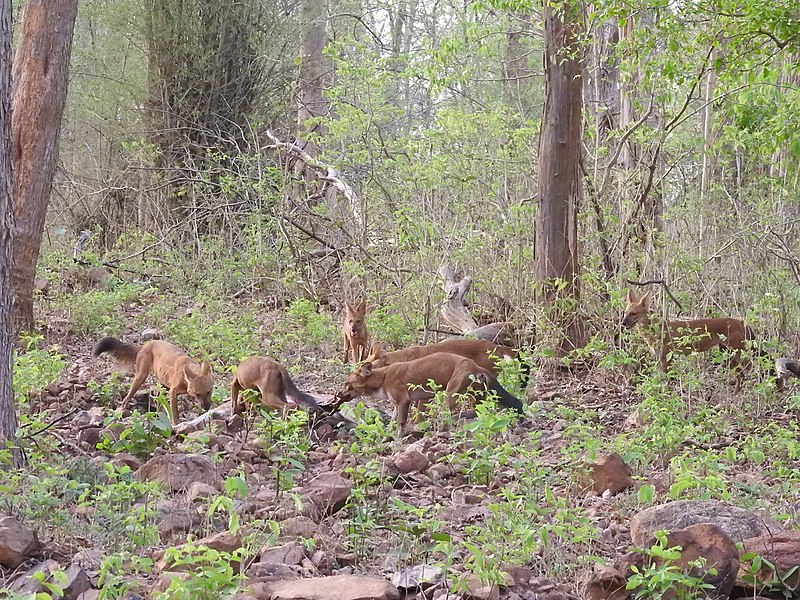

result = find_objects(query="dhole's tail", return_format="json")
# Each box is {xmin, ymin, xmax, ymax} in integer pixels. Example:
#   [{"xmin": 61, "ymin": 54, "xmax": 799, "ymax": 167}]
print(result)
[
  {"xmin": 93, "ymin": 337, "xmax": 139, "ymax": 366},
  {"xmin": 484, "ymin": 377, "xmax": 525, "ymax": 416},
  {"xmin": 281, "ymin": 371, "xmax": 319, "ymax": 409},
  {"xmin": 519, "ymin": 359, "xmax": 531, "ymax": 389}
]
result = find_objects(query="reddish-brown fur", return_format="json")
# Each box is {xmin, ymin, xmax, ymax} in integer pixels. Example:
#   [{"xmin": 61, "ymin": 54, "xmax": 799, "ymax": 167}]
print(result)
[
  {"xmin": 231, "ymin": 356, "xmax": 318, "ymax": 415},
  {"xmin": 93, "ymin": 337, "xmax": 213, "ymax": 424},
  {"xmin": 343, "ymin": 300, "xmax": 369, "ymax": 363},
  {"xmin": 621, "ymin": 289, "xmax": 755, "ymax": 372}
]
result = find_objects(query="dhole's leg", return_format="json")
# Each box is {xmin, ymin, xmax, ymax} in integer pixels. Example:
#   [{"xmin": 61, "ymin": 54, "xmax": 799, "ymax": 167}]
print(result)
[
  {"xmin": 231, "ymin": 378, "xmax": 242, "ymax": 415},
  {"xmin": 121, "ymin": 364, "xmax": 149, "ymax": 410},
  {"xmin": 343, "ymin": 334, "xmax": 352, "ymax": 363},
  {"xmin": 169, "ymin": 388, "xmax": 181, "ymax": 424},
  {"xmin": 395, "ymin": 397, "xmax": 412, "ymax": 433}
]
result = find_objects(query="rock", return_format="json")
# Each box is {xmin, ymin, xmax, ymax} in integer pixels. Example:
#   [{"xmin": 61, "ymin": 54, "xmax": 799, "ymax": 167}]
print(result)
[
  {"xmin": 73, "ymin": 548, "xmax": 104, "ymax": 570},
  {"xmin": 77, "ymin": 590, "xmax": 101, "ymax": 600},
  {"xmin": 257, "ymin": 575, "xmax": 400, "ymax": 600},
  {"xmin": 8, "ymin": 559, "xmax": 60, "ymax": 595},
  {"xmin": 739, "ymin": 530, "xmax": 800, "ymax": 589},
  {"xmin": 138, "ymin": 453, "xmax": 218, "ymax": 492},
  {"xmin": 63, "ymin": 564, "xmax": 92, "ymax": 600},
  {"xmin": 77, "ymin": 426, "xmax": 103, "ymax": 447},
  {"xmin": 111, "ymin": 452, "xmax": 144, "ymax": 471},
  {"xmin": 260, "ymin": 542, "xmax": 305, "ymax": 566},
  {"xmin": 630, "ymin": 500, "xmax": 782, "ymax": 547},
  {"xmin": 458, "ymin": 573, "xmax": 500, "ymax": 600},
  {"xmin": 427, "ymin": 463, "xmax": 454, "ymax": 482},
  {"xmin": 661, "ymin": 524, "xmax": 738, "ymax": 597},
  {"xmin": 393, "ymin": 450, "xmax": 430, "ymax": 474},
  {"xmin": 156, "ymin": 502, "xmax": 202, "ymax": 540},
  {"xmin": 246, "ymin": 561, "xmax": 300, "ymax": 582},
  {"xmin": 153, "ymin": 572, "xmax": 191, "ymax": 593},
  {"xmin": 588, "ymin": 453, "xmax": 634, "ymax": 495},
  {"xmin": 0, "ymin": 516, "xmax": 40, "ymax": 568},
  {"xmin": 391, "ymin": 564, "xmax": 442, "ymax": 590},
  {"xmin": 300, "ymin": 473, "xmax": 352, "ymax": 520},
  {"xmin": 578, "ymin": 564, "xmax": 629, "ymax": 600},
  {"xmin": 141, "ymin": 328, "xmax": 163, "ymax": 341},
  {"xmin": 279, "ymin": 516, "xmax": 319, "ymax": 540},
  {"xmin": 188, "ymin": 481, "xmax": 219, "ymax": 501},
  {"xmin": 33, "ymin": 277, "xmax": 50, "ymax": 295},
  {"xmin": 196, "ymin": 530, "xmax": 243, "ymax": 554}
]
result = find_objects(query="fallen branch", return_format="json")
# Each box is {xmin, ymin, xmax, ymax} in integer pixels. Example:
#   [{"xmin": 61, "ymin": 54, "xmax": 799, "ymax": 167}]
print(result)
[{"xmin": 437, "ymin": 266, "xmax": 512, "ymax": 344}]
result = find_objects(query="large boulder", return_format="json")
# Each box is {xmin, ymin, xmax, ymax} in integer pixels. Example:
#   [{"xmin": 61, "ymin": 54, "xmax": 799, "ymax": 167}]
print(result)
[
  {"xmin": 661, "ymin": 523, "xmax": 738, "ymax": 598},
  {"xmin": 256, "ymin": 575, "xmax": 399, "ymax": 600},
  {"xmin": 138, "ymin": 453, "xmax": 219, "ymax": 492},
  {"xmin": 630, "ymin": 500, "xmax": 781, "ymax": 546},
  {"xmin": 0, "ymin": 516, "xmax": 40, "ymax": 568},
  {"xmin": 578, "ymin": 564, "xmax": 629, "ymax": 600}
]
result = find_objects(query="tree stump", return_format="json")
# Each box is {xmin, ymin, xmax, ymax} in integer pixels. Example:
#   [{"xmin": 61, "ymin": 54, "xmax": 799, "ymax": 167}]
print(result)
[{"xmin": 437, "ymin": 266, "xmax": 512, "ymax": 345}]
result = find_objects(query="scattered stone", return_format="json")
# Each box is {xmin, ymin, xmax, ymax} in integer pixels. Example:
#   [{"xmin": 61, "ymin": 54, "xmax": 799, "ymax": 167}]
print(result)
[
  {"xmin": 391, "ymin": 564, "xmax": 442, "ymax": 590},
  {"xmin": 660, "ymin": 524, "xmax": 738, "ymax": 597},
  {"xmin": 76, "ymin": 590, "xmax": 100, "ymax": 600},
  {"xmin": 0, "ymin": 516, "xmax": 40, "ymax": 568},
  {"xmin": 111, "ymin": 452, "xmax": 144, "ymax": 471},
  {"xmin": 141, "ymin": 328, "xmax": 163, "ymax": 341},
  {"xmin": 188, "ymin": 481, "xmax": 219, "ymax": 502},
  {"xmin": 77, "ymin": 426, "xmax": 103, "ymax": 447},
  {"xmin": 458, "ymin": 573, "xmax": 500, "ymax": 600},
  {"xmin": 394, "ymin": 449, "xmax": 430, "ymax": 474},
  {"xmin": 629, "ymin": 500, "xmax": 782, "ymax": 547},
  {"xmin": 739, "ymin": 530, "xmax": 800, "ymax": 589},
  {"xmin": 588, "ymin": 453, "xmax": 634, "ymax": 495},
  {"xmin": 196, "ymin": 530, "xmax": 243, "ymax": 554},
  {"xmin": 156, "ymin": 502, "xmax": 202, "ymax": 540},
  {"xmin": 8, "ymin": 559, "xmax": 61, "ymax": 595},
  {"xmin": 256, "ymin": 575, "xmax": 400, "ymax": 600},
  {"xmin": 279, "ymin": 516, "xmax": 319, "ymax": 540},
  {"xmin": 63, "ymin": 564, "xmax": 92, "ymax": 600},
  {"xmin": 33, "ymin": 277, "xmax": 50, "ymax": 295},
  {"xmin": 246, "ymin": 561, "xmax": 300, "ymax": 582},
  {"xmin": 578, "ymin": 564, "xmax": 629, "ymax": 600},
  {"xmin": 427, "ymin": 463, "xmax": 454, "ymax": 482},
  {"xmin": 300, "ymin": 473, "xmax": 352, "ymax": 520},
  {"xmin": 260, "ymin": 542, "xmax": 305, "ymax": 566},
  {"xmin": 73, "ymin": 547, "xmax": 105, "ymax": 570},
  {"xmin": 138, "ymin": 453, "xmax": 218, "ymax": 492}
]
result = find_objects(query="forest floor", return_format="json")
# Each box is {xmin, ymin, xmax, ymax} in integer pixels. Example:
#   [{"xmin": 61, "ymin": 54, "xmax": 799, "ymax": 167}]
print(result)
[{"xmin": 2, "ymin": 273, "xmax": 800, "ymax": 600}]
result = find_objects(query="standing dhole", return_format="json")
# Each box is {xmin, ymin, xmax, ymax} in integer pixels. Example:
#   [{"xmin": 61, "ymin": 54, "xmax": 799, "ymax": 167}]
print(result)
[
  {"xmin": 231, "ymin": 356, "xmax": 319, "ymax": 415},
  {"xmin": 343, "ymin": 300, "xmax": 369, "ymax": 363},
  {"xmin": 93, "ymin": 337, "xmax": 213, "ymax": 424},
  {"xmin": 621, "ymin": 289, "xmax": 757, "ymax": 372}
]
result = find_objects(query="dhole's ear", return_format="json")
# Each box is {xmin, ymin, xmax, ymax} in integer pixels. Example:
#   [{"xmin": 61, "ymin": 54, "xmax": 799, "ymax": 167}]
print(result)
[
  {"xmin": 184, "ymin": 364, "xmax": 199, "ymax": 381},
  {"xmin": 640, "ymin": 290, "xmax": 652, "ymax": 308},
  {"xmin": 200, "ymin": 360, "xmax": 211, "ymax": 375},
  {"xmin": 361, "ymin": 362, "xmax": 373, "ymax": 376},
  {"xmin": 357, "ymin": 300, "xmax": 366, "ymax": 314},
  {"xmin": 626, "ymin": 289, "xmax": 637, "ymax": 304},
  {"xmin": 345, "ymin": 301, "xmax": 354, "ymax": 314}
]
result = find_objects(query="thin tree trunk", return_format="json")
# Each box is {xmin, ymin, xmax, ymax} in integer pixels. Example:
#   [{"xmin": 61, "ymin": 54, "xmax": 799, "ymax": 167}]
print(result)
[
  {"xmin": 0, "ymin": 0, "xmax": 20, "ymax": 467},
  {"xmin": 10, "ymin": 0, "xmax": 78, "ymax": 335},
  {"xmin": 535, "ymin": 0, "xmax": 585, "ymax": 355}
]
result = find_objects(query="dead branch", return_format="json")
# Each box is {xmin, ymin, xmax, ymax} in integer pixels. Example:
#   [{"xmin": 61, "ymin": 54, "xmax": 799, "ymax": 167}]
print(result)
[
  {"xmin": 626, "ymin": 278, "xmax": 683, "ymax": 312},
  {"xmin": 438, "ymin": 266, "xmax": 512, "ymax": 344}
]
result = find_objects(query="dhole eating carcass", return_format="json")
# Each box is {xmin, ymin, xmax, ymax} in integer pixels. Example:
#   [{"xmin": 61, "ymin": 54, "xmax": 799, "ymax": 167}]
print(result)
[
  {"xmin": 621, "ymin": 289, "xmax": 759, "ymax": 374},
  {"xmin": 339, "ymin": 352, "xmax": 524, "ymax": 433},
  {"xmin": 366, "ymin": 338, "xmax": 529, "ymax": 387},
  {"xmin": 343, "ymin": 300, "xmax": 369, "ymax": 363},
  {"xmin": 231, "ymin": 356, "xmax": 319, "ymax": 415},
  {"xmin": 93, "ymin": 337, "xmax": 213, "ymax": 424}
]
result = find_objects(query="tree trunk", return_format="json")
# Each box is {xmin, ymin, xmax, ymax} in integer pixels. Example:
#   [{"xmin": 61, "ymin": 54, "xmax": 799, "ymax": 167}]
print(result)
[
  {"xmin": 297, "ymin": 0, "xmax": 329, "ymax": 157},
  {"xmin": 0, "ymin": 0, "xmax": 20, "ymax": 467},
  {"xmin": 10, "ymin": 0, "xmax": 78, "ymax": 335},
  {"xmin": 535, "ymin": 0, "xmax": 585, "ymax": 355}
]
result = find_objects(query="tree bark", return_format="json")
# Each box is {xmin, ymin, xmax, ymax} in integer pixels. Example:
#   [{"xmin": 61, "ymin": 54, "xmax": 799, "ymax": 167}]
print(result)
[
  {"xmin": 297, "ymin": 0, "xmax": 329, "ymax": 157},
  {"xmin": 10, "ymin": 0, "xmax": 78, "ymax": 335},
  {"xmin": 535, "ymin": 0, "xmax": 585, "ymax": 355},
  {"xmin": 0, "ymin": 0, "xmax": 20, "ymax": 466}
]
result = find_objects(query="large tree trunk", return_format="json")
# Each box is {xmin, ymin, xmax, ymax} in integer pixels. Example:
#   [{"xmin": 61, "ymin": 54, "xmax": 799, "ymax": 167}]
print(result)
[
  {"xmin": 10, "ymin": 0, "xmax": 78, "ymax": 335},
  {"xmin": 535, "ymin": 0, "xmax": 585, "ymax": 355},
  {"xmin": 0, "ymin": 0, "xmax": 20, "ymax": 466},
  {"xmin": 297, "ymin": 0, "xmax": 329, "ymax": 158}
]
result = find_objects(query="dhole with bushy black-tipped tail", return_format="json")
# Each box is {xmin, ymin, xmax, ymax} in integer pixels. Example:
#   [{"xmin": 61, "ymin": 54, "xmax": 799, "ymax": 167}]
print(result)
[
  {"xmin": 231, "ymin": 356, "xmax": 318, "ymax": 415},
  {"xmin": 93, "ymin": 337, "xmax": 213, "ymax": 424}
]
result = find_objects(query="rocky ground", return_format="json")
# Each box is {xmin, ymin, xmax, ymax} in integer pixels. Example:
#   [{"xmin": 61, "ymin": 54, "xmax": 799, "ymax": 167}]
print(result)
[{"xmin": 2, "ymin": 299, "xmax": 800, "ymax": 599}]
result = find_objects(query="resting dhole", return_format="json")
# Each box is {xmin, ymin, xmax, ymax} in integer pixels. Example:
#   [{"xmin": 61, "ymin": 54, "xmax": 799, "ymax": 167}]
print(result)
[
  {"xmin": 343, "ymin": 300, "xmax": 369, "ymax": 363},
  {"xmin": 231, "ymin": 356, "xmax": 319, "ymax": 415},
  {"xmin": 339, "ymin": 352, "xmax": 524, "ymax": 433},
  {"xmin": 93, "ymin": 337, "xmax": 213, "ymax": 424},
  {"xmin": 621, "ymin": 290, "xmax": 757, "ymax": 373},
  {"xmin": 366, "ymin": 338, "xmax": 529, "ymax": 387}
]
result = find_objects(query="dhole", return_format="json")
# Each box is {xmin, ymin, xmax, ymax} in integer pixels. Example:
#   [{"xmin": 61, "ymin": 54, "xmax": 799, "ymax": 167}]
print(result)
[
  {"xmin": 343, "ymin": 300, "xmax": 369, "ymax": 363},
  {"xmin": 93, "ymin": 337, "xmax": 213, "ymax": 424},
  {"xmin": 339, "ymin": 352, "xmax": 524, "ymax": 432},
  {"xmin": 366, "ymin": 338, "xmax": 529, "ymax": 387},
  {"xmin": 231, "ymin": 356, "xmax": 319, "ymax": 415},
  {"xmin": 621, "ymin": 290, "xmax": 757, "ymax": 372}
]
